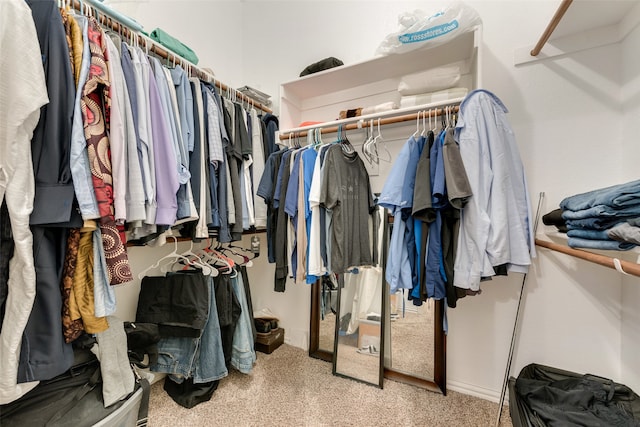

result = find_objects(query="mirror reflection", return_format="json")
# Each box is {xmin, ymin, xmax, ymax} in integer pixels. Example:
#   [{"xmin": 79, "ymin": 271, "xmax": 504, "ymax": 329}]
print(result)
[
  {"xmin": 333, "ymin": 268, "xmax": 384, "ymax": 387},
  {"xmin": 386, "ymin": 290, "xmax": 435, "ymax": 380},
  {"xmin": 318, "ymin": 275, "xmax": 338, "ymax": 353}
]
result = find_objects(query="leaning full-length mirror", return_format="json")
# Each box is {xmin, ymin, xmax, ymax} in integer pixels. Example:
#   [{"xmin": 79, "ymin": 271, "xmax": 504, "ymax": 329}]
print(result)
[
  {"xmin": 309, "ymin": 275, "xmax": 338, "ymax": 362},
  {"xmin": 386, "ymin": 291, "xmax": 435, "ymax": 379},
  {"xmin": 333, "ymin": 268, "xmax": 385, "ymax": 387},
  {"xmin": 309, "ymin": 209, "xmax": 446, "ymax": 392}
]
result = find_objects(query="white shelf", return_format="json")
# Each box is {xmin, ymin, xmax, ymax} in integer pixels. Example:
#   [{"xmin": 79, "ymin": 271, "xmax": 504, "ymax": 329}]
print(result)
[
  {"xmin": 278, "ymin": 97, "xmax": 466, "ymax": 137},
  {"xmin": 515, "ymin": 0, "xmax": 640, "ymax": 65},
  {"xmin": 279, "ymin": 28, "xmax": 481, "ymax": 129}
]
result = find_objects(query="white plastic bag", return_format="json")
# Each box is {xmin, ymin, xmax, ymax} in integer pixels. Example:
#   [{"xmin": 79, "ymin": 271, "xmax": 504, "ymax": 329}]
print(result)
[{"xmin": 376, "ymin": 2, "xmax": 482, "ymax": 56}]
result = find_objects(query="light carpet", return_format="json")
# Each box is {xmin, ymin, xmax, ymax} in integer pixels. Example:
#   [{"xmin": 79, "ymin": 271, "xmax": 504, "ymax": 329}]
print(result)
[{"xmin": 148, "ymin": 344, "xmax": 513, "ymax": 426}]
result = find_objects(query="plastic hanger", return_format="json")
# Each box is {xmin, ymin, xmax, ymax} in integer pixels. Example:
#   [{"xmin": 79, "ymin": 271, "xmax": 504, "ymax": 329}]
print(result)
[
  {"xmin": 162, "ymin": 240, "xmax": 219, "ymax": 277},
  {"xmin": 137, "ymin": 236, "xmax": 213, "ymax": 279},
  {"xmin": 199, "ymin": 238, "xmax": 234, "ymax": 273},
  {"xmin": 412, "ymin": 111, "xmax": 421, "ymax": 138},
  {"xmin": 157, "ymin": 237, "xmax": 214, "ymax": 276},
  {"xmin": 307, "ymin": 129, "xmax": 314, "ymax": 148},
  {"xmin": 314, "ymin": 128, "xmax": 323, "ymax": 148},
  {"xmin": 219, "ymin": 245, "xmax": 254, "ymax": 268},
  {"xmin": 362, "ymin": 119, "xmax": 375, "ymax": 164}
]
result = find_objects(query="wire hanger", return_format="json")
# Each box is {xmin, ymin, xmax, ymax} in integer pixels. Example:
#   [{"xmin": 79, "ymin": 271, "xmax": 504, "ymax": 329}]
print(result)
[
  {"xmin": 375, "ymin": 117, "xmax": 391, "ymax": 163},
  {"xmin": 338, "ymin": 125, "xmax": 355, "ymax": 155}
]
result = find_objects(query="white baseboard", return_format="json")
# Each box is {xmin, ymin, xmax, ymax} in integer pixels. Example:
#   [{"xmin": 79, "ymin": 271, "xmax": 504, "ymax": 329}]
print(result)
[{"xmin": 446, "ymin": 380, "xmax": 508, "ymax": 405}]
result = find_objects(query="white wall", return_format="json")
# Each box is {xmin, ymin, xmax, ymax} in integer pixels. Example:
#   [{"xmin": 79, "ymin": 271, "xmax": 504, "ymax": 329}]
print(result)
[
  {"xmin": 110, "ymin": 0, "xmax": 639, "ymax": 400},
  {"xmin": 240, "ymin": 0, "xmax": 630, "ymax": 400},
  {"xmin": 107, "ymin": 0, "xmax": 245, "ymax": 89},
  {"xmin": 621, "ymin": 21, "xmax": 640, "ymax": 394}
]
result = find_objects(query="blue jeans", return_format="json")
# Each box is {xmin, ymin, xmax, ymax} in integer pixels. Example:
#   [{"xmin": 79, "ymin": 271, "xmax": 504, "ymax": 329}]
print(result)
[
  {"xmin": 153, "ymin": 274, "xmax": 228, "ymax": 383},
  {"xmin": 566, "ymin": 229, "xmax": 610, "ymax": 240},
  {"xmin": 560, "ymin": 180, "xmax": 640, "ymax": 211},
  {"xmin": 568, "ymin": 237, "xmax": 636, "ymax": 251},
  {"xmin": 566, "ymin": 217, "xmax": 627, "ymax": 231},
  {"xmin": 230, "ymin": 272, "xmax": 256, "ymax": 374},
  {"xmin": 562, "ymin": 204, "xmax": 640, "ymax": 220}
]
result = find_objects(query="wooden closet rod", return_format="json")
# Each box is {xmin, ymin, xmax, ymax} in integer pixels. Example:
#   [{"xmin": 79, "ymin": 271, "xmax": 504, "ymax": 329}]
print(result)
[
  {"xmin": 279, "ymin": 106, "xmax": 460, "ymax": 140},
  {"xmin": 69, "ymin": 0, "xmax": 273, "ymax": 114},
  {"xmin": 535, "ymin": 238, "xmax": 640, "ymax": 277},
  {"xmin": 530, "ymin": 0, "xmax": 574, "ymax": 56}
]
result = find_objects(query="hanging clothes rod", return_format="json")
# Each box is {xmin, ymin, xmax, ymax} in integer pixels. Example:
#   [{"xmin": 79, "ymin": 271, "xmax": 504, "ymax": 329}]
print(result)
[
  {"xmin": 530, "ymin": 0, "xmax": 574, "ymax": 56},
  {"xmin": 535, "ymin": 238, "xmax": 640, "ymax": 277},
  {"xmin": 68, "ymin": 0, "xmax": 273, "ymax": 114},
  {"xmin": 278, "ymin": 105, "xmax": 460, "ymax": 140}
]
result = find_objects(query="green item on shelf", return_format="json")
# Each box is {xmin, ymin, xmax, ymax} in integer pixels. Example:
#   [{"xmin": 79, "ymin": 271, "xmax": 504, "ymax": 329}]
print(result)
[{"xmin": 150, "ymin": 28, "xmax": 199, "ymax": 65}]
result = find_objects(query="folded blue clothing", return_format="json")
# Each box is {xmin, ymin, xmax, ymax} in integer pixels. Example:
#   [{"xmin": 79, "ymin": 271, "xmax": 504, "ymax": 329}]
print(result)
[
  {"xmin": 560, "ymin": 179, "xmax": 640, "ymax": 211},
  {"xmin": 562, "ymin": 203, "xmax": 640, "ymax": 220},
  {"xmin": 566, "ymin": 229, "xmax": 610, "ymax": 240},
  {"xmin": 566, "ymin": 216, "xmax": 628, "ymax": 231},
  {"xmin": 568, "ymin": 237, "xmax": 636, "ymax": 251}
]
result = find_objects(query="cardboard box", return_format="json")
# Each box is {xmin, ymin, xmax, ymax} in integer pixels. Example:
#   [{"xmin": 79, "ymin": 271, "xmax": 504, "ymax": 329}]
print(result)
[
  {"xmin": 358, "ymin": 319, "xmax": 380, "ymax": 349},
  {"xmin": 255, "ymin": 327, "xmax": 284, "ymax": 354}
]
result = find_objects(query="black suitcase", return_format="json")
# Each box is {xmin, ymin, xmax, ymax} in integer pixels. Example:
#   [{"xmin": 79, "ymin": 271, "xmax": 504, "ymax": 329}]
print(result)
[
  {"xmin": 509, "ymin": 363, "xmax": 640, "ymax": 427},
  {"xmin": 1, "ymin": 350, "xmax": 148, "ymax": 427}
]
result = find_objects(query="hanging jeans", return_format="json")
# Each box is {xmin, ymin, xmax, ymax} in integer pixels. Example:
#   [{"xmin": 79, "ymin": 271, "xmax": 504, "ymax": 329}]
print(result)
[
  {"xmin": 136, "ymin": 271, "xmax": 209, "ymax": 337},
  {"xmin": 214, "ymin": 272, "xmax": 241, "ymax": 368},
  {"xmin": 152, "ymin": 273, "xmax": 228, "ymax": 383},
  {"xmin": 230, "ymin": 271, "xmax": 256, "ymax": 374}
]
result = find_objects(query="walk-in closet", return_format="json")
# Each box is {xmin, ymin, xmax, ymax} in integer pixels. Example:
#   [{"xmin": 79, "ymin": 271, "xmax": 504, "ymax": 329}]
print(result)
[{"xmin": 2, "ymin": 0, "xmax": 640, "ymax": 426}]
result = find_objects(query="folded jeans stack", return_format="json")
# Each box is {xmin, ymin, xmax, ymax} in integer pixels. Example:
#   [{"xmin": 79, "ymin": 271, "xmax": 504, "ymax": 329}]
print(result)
[{"xmin": 559, "ymin": 180, "xmax": 640, "ymax": 250}]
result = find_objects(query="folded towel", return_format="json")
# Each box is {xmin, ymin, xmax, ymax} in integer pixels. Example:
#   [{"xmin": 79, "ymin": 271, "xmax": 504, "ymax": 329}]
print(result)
[
  {"xmin": 398, "ymin": 61, "xmax": 467, "ymax": 95},
  {"xmin": 400, "ymin": 88, "xmax": 468, "ymax": 108},
  {"xmin": 361, "ymin": 101, "xmax": 398, "ymax": 115},
  {"xmin": 338, "ymin": 102, "xmax": 398, "ymax": 119}
]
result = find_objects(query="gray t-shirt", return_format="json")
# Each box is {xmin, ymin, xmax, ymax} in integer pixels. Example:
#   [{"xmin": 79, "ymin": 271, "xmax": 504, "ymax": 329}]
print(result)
[{"xmin": 319, "ymin": 144, "xmax": 374, "ymax": 273}]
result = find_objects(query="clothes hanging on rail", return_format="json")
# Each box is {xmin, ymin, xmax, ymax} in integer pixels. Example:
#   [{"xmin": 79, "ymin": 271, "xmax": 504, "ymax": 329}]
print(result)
[
  {"xmin": 0, "ymin": 0, "xmax": 49, "ymax": 405},
  {"xmin": 379, "ymin": 106, "xmax": 474, "ymax": 309},
  {"xmin": 0, "ymin": 0, "xmax": 275, "ymax": 405},
  {"xmin": 454, "ymin": 90, "xmax": 535, "ymax": 291},
  {"xmin": 257, "ymin": 133, "xmax": 378, "ymax": 290},
  {"xmin": 136, "ymin": 263, "xmax": 255, "ymax": 408},
  {"xmin": 17, "ymin": 0, "xmax": 81, "ymax": 390},
  {"xmin": 319, "ymin": 144, "xmax": 376, "ymax": 274}
]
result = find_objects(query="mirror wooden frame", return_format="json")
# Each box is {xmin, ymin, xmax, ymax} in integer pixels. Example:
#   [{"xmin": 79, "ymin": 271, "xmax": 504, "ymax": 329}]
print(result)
[
  {"xmin": 331, "ymin": 272, "xmax": 385, "ymax": 388},
  {"xmin": 308, "ymin": 219, "xmax": 447, "ymax": 394},
  {"xmin": 309, "ymin": 279, "xmax": 333, "ymax": 363}
]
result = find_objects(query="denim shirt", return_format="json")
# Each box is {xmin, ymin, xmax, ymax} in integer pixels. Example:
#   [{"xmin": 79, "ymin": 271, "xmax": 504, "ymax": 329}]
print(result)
[
  {"xmin": 69, "ymin": 15, "xmax": 100, "ymax": 220},
  {"xmin": 379, "ymin": 135, "xmax": 425, "ymax": 294},
  {"xmin": 454, "ymin": 89, "xmax": 535, "ymax": 290}
]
